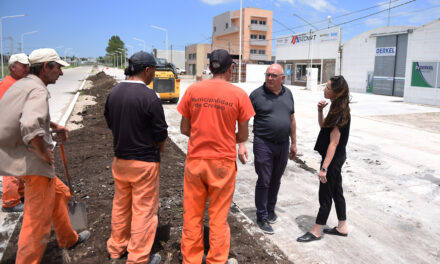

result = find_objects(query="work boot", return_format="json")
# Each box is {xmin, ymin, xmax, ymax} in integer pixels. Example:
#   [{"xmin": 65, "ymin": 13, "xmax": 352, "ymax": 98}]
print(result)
[
  {"xmin": 227, "ymin": 257, "xmax": 238, "ymax": 264},
  {"xmin": 1, "ymin": 203, "xmax": 24, "ymax": 213},
  {"xmin": 148, "ymin": 254, "xmax": 161, "ymax": 264},
  {"xmin": 69, "ymin": 230, "xmax": 91, "ymax": 249},
  {"xmin": 268, "ymin": 211, "xmax": 278, "ymax": 224},
  {"xmin": 257, "ymin": 219, "xmax": 274, "ymax": 234}
]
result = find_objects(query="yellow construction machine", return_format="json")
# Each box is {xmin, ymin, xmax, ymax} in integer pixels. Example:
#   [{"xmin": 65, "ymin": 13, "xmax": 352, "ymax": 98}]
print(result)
[{"xmin": 148, "ymin": 58, "xmax": 180, "ymax": 103}]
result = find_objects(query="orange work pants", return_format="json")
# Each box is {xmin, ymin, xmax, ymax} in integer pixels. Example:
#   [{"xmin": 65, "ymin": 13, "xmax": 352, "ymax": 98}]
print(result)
[
  {"xmin": 181, "ymin": 158, "xmax": 237, "ymax": 264},
  {"xmin": 107, "ymin": 158, "xmax": 160, "ymax": 264},
  {"xmin": 16, "ymin": 175, "xmax": 79, "ymax": 264},
  {"xmin": 2, "ymin": 176, "xmax": 25, "ymax": 208}
]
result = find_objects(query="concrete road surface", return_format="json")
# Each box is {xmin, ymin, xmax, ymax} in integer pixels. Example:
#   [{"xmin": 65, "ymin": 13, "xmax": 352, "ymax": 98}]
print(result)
[{"xmin": 164, "ymin": 78, "xmax": 440, "ymax": 264}]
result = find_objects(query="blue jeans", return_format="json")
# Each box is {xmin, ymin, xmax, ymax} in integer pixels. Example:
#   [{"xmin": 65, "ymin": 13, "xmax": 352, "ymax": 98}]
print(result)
[{"xmin": 253, "ymin": 136, "xmax": 289, "ymax": 221}]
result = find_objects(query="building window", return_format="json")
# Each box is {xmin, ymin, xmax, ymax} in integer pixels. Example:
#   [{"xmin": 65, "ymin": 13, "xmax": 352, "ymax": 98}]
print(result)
[
  {"xmin": 258, "ymin": 50, "xmax": 265, "ymax": 55},
  {"xmin": 251, "ymin": 34, "xmax": 257, "ymax": 39},
  {"xmin": 295, "ymin": 64, "xmax": 307, "ymax": 82},
  {"xmin": 207, "ymin": 53, "xmax": 210, "ymax": 59},
  {"xmin": 259, "ymin": 20, "xmax": 266, "ymax": 25},
  {"xmin": 189, "ymin": 53, "xmax": 196, "ymax": 60},
  {"xmin": 214, "ymin": 26, "xmax": 216, "ymax": 32},
  {"xmin": 251, "ymin": 19, "xmax": 258, "ymax": 24},
  {"xmin": 250, "ymin": 49, "xmax": 257, "ymax": 54},
  {"xmin": 259, "ymin": 35, "xmax": 266, "ymax": 40},
  {"xmin": 226, "ymin": 23, "xmax": 229, "ymax": 29},
  {"xmin": 193, "ymin": 53, "xmax": 197, "ymax": 59}
]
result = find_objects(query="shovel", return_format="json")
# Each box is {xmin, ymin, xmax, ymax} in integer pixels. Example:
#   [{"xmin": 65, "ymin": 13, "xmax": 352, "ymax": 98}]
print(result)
[{"xmin": 55, "ymin": 133, "xmax": 88, "ymax": 231}]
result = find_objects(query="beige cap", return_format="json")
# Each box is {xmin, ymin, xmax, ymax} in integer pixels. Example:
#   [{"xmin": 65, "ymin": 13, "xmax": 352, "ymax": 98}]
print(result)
[
  {"xmin": 9, "ymin": 53, "xmax": 30, "ymax": 65},
  {"xmin": 29, "ymin": 48, "xmax": 70, "ymax": 67}
]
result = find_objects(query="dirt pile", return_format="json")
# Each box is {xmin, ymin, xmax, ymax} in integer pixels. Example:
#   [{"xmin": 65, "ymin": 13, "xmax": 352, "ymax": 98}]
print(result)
[{"xmin": 1, "ymin": 71, "xmax": 291, "ymax": 264}]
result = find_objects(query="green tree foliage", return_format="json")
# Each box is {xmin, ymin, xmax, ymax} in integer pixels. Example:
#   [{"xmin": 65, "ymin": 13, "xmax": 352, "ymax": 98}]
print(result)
[{"xmin": 105, "ymin": 35, "xmax": 126, "ymax": 56}]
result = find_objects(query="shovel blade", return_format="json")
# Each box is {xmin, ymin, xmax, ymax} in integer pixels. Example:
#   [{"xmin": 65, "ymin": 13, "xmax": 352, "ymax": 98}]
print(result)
[{"xmin": 68, "ymin": 201, "xmax": 87, "ymax": 230}]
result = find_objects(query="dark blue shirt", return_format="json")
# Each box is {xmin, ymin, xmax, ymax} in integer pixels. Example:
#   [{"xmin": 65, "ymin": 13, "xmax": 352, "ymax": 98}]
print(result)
[
  {"xmin": 104, "ymin": 81, "xmax": 168, "ymax": 162},
  {"xmin": 249, "ymin": 83, "xmax": 295, "ymax": 143}
]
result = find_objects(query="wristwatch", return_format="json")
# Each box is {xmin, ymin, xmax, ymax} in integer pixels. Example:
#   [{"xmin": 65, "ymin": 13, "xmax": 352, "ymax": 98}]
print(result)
[{"xmin": 320, "ymin": 167, "xmax": 327, "ymax": 173}]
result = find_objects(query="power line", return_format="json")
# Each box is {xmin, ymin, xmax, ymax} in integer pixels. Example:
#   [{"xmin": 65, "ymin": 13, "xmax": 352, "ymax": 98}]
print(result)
[
  {"xmin": 272, "ymin": 0, "xmax": 404, "ymax": 34},
  {"xmin": 177, "ymin": 0, "xmax": 417, "ymax": 50},
  {"xmin": 273, "ymin": 18, "xmax": 296, "ymax": 34}
]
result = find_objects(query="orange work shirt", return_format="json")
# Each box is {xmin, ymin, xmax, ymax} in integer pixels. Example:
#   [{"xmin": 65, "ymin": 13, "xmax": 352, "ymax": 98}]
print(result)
[
  {"xmin": 0, "ymin": 75, "xmax": 17, "ymax": 100},
  {"xmin": 177, "ymin": 79, "xmax": 255, "ymax": 161}
]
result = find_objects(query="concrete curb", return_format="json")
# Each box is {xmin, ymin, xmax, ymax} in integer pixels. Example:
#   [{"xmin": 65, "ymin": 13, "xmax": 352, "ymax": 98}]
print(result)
[{"xmin": 59, "ymin": 79, "xmax": 87, "ymax": 127}]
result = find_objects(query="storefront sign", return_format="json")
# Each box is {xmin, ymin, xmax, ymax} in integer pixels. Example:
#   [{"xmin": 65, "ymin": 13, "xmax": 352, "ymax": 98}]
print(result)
[
  {"xmin": 411, "ymin": 61, "xmax": 439, "ymax": 88},
  {"xmin": 291, "ymin": 33, "xmax": 316, "ymax": 44},
  {"xmin": 276, "ymin": 28, "xmax": 339, "ymax": 47},
  {"xmin": 375, "ymin": 47, "xmax": 396, "ymax": 56}
]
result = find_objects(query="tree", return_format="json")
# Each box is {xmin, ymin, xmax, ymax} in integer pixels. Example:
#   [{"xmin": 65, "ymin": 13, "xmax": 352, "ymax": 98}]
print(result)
[{"xmin": 105, "ymin": 35, "xmax": 126, "ymax": 56}]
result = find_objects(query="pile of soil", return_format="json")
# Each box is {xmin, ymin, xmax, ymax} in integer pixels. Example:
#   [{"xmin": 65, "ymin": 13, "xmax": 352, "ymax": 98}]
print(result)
[{"xmin": 2, "ymin": 71, "xmax": 291, "ymax": 264}]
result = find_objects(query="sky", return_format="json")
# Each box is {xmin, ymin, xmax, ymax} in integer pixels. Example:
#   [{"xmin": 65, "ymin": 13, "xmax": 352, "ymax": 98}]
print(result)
[{"xmin": 1, "ymin": 0, "xmax": 439, "ymax": 58}]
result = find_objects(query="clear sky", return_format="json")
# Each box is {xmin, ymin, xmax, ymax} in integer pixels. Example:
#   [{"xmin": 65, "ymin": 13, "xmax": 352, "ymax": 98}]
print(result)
[{"xmin": 1, "ymin": 0, "xmax": 439, "ymax": 58}]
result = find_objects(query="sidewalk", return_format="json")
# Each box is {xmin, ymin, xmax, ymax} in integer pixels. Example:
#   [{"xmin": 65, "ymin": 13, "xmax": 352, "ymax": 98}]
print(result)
[{"xmin": 164, "ymin": 79, "xmax": 440, "ymax": 263}]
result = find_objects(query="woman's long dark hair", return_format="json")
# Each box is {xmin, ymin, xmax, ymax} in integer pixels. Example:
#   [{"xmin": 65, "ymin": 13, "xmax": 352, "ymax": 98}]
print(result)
[{"xmin": 323, "ymin": 75, "xmax": 350, "ymax": 128}]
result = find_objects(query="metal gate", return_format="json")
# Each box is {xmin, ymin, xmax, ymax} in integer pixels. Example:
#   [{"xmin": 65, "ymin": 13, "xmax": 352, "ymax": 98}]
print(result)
[{"xmin": 372, "ymin": 34, "xmax": 408, "ymax": 96}]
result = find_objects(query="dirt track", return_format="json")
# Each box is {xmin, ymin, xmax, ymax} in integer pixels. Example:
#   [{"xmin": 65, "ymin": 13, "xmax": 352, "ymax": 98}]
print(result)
[{"xmin": 1, "ymin": 71, "xmax": 290, "ymax": 264}]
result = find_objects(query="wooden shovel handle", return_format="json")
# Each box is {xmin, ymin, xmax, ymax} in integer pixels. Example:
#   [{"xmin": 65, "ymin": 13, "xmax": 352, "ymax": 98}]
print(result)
[{"xmin": 59, "ymin": 142, "xmax": 74, "ymax": 196}]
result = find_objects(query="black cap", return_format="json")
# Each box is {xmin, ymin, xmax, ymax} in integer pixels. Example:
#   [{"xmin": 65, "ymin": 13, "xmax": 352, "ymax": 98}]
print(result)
[
  {"xmin": 129, "ymin": 51, "xmax": 157, "ymax": 68},
  {"xmin": 209, "ymin": 49, "xmax": 234, "ymax": 74}
]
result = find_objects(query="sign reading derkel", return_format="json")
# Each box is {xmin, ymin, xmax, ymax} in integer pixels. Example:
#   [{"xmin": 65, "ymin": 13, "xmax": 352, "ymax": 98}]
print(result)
[{"xmin": 376, "ymin": 47, "xmax": 396, "ymax": 56}]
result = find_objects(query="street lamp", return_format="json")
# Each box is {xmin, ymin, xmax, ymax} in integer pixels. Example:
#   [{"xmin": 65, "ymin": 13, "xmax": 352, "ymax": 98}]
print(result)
[
  {"xmin": 21, "ymin": 30, "xmax": 38, "ymax": 53},
  {"xmin": 292, "ymin": 14, "xmax": 318, "ymax": 71},
  {"xmin": 1, "ymin": 14, "xmax": 25, "ymax": 78},
  {"xmin": 117, "ymin": 48, "xmax": 125, "ymax": 68},
  {"xmin": 109, "ymin": 53, "xmax": 115, "ymax": 67},
  {"xmin": 114, "ymin": 51, "xmax": 121, "ymax": 68},
  {"xmin": 64, "ymin": 48, "xmax": 72, "ymax": 62},
  {"xmin": 238, "ymin": 0, "xmax": 243, "ymax": 83},
  {"xmin": 151, "ymin": 25, "xmax": 168, "ymax": 62},
  {"xmin": 126, "ymin": 45, "xmax": 133, "ymax": 57},
  {"xmin": 133, "ymin": 37, "xmax": 146, "ymax": 51}
]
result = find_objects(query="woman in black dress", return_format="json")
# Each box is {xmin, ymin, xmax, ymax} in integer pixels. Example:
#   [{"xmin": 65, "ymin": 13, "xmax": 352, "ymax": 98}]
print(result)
[{"xmin": 297, "ymin": 75, "xmax": 351, "ymax": 242}]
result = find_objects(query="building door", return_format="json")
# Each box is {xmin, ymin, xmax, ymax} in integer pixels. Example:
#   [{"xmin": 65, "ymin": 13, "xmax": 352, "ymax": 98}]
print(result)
[
  {"xmin": 285, "ymin": 64, "xmax": 292, "ymax": 85},
  {"xmin": 373, "ymin": 34, "xmax": 408, "ymax": 96}
]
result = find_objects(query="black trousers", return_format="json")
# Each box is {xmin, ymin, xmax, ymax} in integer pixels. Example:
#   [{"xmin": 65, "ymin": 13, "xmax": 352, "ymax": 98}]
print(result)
[
  {"xmin": 253, "ymin": 136, "xmax": 289, "ymax": 221},
  {"xmin": 315, "ymin": 158, "xmax": 347, "ymax": 225}
]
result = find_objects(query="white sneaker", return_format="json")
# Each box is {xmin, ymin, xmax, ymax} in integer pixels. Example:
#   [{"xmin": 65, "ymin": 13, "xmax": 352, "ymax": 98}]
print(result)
[
  {"xmin": 227, "ymin": 258, "xmax": 238, "ymax": 264},
  {"xmin": 148, "ymin": 253, "xmax": 161, "ymax": 264}
]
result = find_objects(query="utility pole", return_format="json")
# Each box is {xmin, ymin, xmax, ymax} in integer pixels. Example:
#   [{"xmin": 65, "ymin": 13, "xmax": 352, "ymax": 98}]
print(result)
[
  {"xmin": 9, "ymin": 36, "xmax": 13, "ymax": 55},
  {"xmin": 238, "ymin": 0, "xmax": 243, "ymax": 83},
  {"xmin": 387, "ymin": 0, "xmax": 391, "ymax": 26},
  {"xmin": 170, "ymin": 44, "xmax": 173, "ymax": 64}
]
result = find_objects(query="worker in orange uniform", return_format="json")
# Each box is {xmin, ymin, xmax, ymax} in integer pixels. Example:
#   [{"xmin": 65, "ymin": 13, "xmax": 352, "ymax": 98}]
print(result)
[
  {"xmin": 178, "ymin": 49, "xmax": 255, "ymax": 264},
  {"xmin": 105, "ymin": 51, "xmax": 166, "ymax": 264},
  {"xmin": 0, "ymin": 48, "xmax": 90, "ymax": 264},
  {"xmin": 0, "ymin": 53, "xmax": 30, "ymax": 212}
]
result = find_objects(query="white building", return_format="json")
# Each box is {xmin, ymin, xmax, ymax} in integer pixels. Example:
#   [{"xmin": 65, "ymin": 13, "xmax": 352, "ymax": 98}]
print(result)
[
  {"xmin": 341, "ymin": 19, "xmax": 440, "ymax": 106},
  {"xmin": 404, "ymin": 19, "xmax": 440, "ymax": 106},
  {"xmin": 275, "ymin": 28, "xmax": 341, "ymax": 86},
  {"xmin": 341, "ymin": 25, "xmax": 415, "ymax": 95}
]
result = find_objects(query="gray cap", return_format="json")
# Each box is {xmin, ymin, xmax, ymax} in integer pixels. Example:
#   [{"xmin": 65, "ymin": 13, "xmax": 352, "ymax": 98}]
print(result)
[
  {"xmin": 209, "ymin": 49, "xmax": 234, "ymax": 73},
  {"xmin": 129, "ymin": 51, "xmax": 157, "ymax": 68}
]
